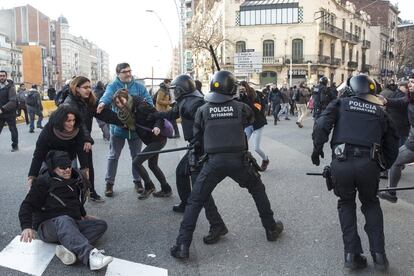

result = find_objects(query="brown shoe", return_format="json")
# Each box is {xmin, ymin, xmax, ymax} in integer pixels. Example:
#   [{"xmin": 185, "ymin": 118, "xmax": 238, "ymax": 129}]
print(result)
[
  {"xmin": 261, "ymin": 159, "xmax": 270, "ymax": 171},
  {"xmin": 105, "ymin": 183, "xmax": 114, "ymax": 197}
]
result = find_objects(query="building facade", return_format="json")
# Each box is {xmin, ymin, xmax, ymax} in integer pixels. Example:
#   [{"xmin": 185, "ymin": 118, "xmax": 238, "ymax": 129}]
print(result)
[
  {"xmin": 0, "ymin": 33, "xmax": 23, "ymax": 84},
  {"xmin": 350, "ymin": 0, "xmax": 399, "ymax": 83},
  {"xmin": 190, "ymin": 0, "xmax": 373, "ymax": 87}
]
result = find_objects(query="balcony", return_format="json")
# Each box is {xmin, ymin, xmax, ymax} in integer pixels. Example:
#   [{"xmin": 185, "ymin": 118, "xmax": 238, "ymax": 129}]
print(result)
[
  {"xmin": 345, "ymin": 32, "xmax": 359, "ymax": 44},
  {"xmin": 263, "ymin": 56, "xmax": 284, "ymax": 65},
  {"xmin": 319, "ymin": 22, "xmax": 343, "ymax": 39},
  {"xmin": 362, "ymin": 40, "xmax": 371, "ymax": 49},
  {"xmin": 347, "ymin": 61, "xmax": 358, "ymax": 69},
  {"xmin": 361, "ymin": 64, "xmax": 371, "ymax": 72}
]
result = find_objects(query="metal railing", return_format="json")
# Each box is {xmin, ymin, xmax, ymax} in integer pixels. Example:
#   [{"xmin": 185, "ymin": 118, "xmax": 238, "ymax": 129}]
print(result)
[
  {"xmin": 347, "ymin": 61, "xmax": 358, "ymax": 69},
  {"xmin": 362, "ymin": 40, "xmax": 371, "ymax": 48},
  {"xmin": 319, "ymin": 22, "xmax": 343, "ymax": 38}
]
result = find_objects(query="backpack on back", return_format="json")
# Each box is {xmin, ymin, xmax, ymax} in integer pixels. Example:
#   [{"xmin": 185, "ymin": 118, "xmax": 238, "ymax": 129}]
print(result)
[{"xmin": 26, "ymin": 92, "xmax": 37, "ymax": 106}]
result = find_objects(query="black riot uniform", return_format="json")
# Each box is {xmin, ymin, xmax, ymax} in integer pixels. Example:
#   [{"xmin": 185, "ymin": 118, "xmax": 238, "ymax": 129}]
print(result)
[
  {"xmin": 313, "ymin": 76, "xmax": 335, "ymax": 119},
  {"xmin": 171, "ymin": 71, "xmax": 283, "ymax": 259},
  {"xmin": 154, "ymin": 74, "xmax": 227, "ymax": 244},
  {"xmin": 312, "ymin": 75, "xmax": 399, "ymax": 271}
]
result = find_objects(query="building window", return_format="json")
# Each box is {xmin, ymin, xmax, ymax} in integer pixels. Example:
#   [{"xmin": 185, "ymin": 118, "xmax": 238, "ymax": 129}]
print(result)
[
  {"xmin": 263, "ymin": 40, "xmax": 274, "ymax": 57},
  {"xmin": 292, "ymin": 39, "xmax": 303, "ymax": 63},
  {"xmin": 236, "ymin": 41, "xmax": 246, "ymax": 53},
  {"xmin": 330, "ymin": 42, "xmax": 335, "ymax": 59},
  {"xmin": 349, "ymin": 47, "xmax": 353, "ymax": 62},
  {"xmin": 319, "ymin": 39, "xmax": 323, "ymax": 56},
  {"xmin": 240, "ymin": 7, "xmax": 299, "ymax": 26},
  {"xmin": 341, "ymin": 45, "xmax": 345, "ymax": 64}
]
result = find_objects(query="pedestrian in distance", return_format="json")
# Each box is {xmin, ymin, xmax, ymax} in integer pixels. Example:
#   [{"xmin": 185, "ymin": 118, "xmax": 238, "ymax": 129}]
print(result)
[
  {"xmin": 26, "ymin": 84, "xmax": 44, "ymax": 133},
  {"xmin": 47, "ymin": 85, "xmax": 56, "ymax": 101},
  {"xmin": 295, "ymin": 82, "xmax": 312, "ymax": 128},
  {"xmin": 0, "ymin": 70, "xmax": 19, "ymax": 152},
  {"xmin": 149, "ymin": 74, "xmax": 228, "ymax": 245},
  {"xmin": 268, "ymin": 84, "xmax": 282, "ymax": 125},
  {"xmin": 312, "ymin": 76, "xmax": 335, "ymax": 120},
  {"xmin": 19, "ymin": 150, "xmax": 113, "ymax": 271},
  {"xmin": 27, "ymin": 105, "xmax": 90, "ymax": 188},
  {"xmin": 96, "ymin": 63, "xmax": 153, "ymax": 197},
  {"xmin": 170, "ymin": 71, "xmax": 283, "ymax": 259},
  {"xmin": 239, "ymin": 81, "xmax": 270, "ymax": 171},
  {"xmin": 154, "ymin": 79, "xmax": 180, "ymax": 138},
  {"xmin": 16, "ymin": 83, "xmax": 29, "ymax": 125},
  {"xmin": 63, "ymin": 76, "xmax": 123, "ymax": 202},
  {"xmin": 112, "ymin": 89, "xmax": 173, "ymax": 199},
  {"xmin": 311, "ymin": 74, "xmax": 399, "ymax": 271}
]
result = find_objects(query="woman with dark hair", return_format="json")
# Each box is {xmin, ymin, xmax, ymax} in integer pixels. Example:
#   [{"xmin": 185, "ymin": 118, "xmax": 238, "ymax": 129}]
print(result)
[
  {"xmin": 27, "ymin": 105, "xmax": 88, "ymax": 187},
  {"xmin": 112, "ymin": 89, "xmax": 172, "ymax": 200},
  {"xmin": 63, "ymin": 76, "xmax": 122, "ymax": 202},
  {"xmin": 239, "ymin": 81, "xmax": 270, "ymax": 171}
]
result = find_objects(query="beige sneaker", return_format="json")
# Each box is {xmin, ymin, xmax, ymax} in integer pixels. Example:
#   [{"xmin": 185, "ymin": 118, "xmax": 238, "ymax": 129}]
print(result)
[
  {"xmin": 89, "ymin": 248, "xmax": 113, "ymax": 270},
  {"xmin": 55, "ymin": 245, "xmax": 76, "ymax": 265}
]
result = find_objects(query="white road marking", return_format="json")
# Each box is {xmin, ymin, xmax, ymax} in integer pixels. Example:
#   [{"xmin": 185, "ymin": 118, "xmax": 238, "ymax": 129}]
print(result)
[
  {"xmin": 0, "ymin": 235, "xmax": 55, "ymax": 276},
  {"xmin": 105, "ymin": 258, "xmax": 168, "ymax": 276}
]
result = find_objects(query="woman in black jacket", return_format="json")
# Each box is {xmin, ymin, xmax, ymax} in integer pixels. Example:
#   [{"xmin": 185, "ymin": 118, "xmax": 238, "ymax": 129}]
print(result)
[
  {"xmin": 28, "ymin": 105, "xmax": 88, "ymax": 187},
  {"xmin": 112, "ymin": 89, "xmax": 172, "ymax": 200},
  {"xmin": 239, "ymin": 81, "xmax": 270, "ymax": 171},
  {"xmin": 63, "ymin": 76, "xmax": 122, "ymax": 202}
]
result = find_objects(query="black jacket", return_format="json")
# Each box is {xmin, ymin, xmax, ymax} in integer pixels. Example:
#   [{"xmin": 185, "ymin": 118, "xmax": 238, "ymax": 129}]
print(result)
[
  {"xmin": 240, "ymin": 93, "xmax": 266, "ymax": 130},
  {"xmin": 268, "ymin": 88, "xmax": 282, "ymax": 105},
  {"xmin": 132, "ymin": 96, "xmax": 166, "ymax": 145},
  {"xmin": 387, "ymin": 97, "xmax": 414, "ymax": 151},
  {"xmin": 63, "ymin": 93, "xmax": 122, "ymax": 143},
  {"xmin": 19, "ymin": 169, "xmax": 87, "ymax": 231},
  {"xmin": 0, "ymin": 79, "xmax": 17, "ymax": 118},
  {"xmin": 385, "ymin": 90, "xmax": 410, "ymax": 138},
  {"xmin": 28, "ymin": 123, "xmax": 88, "ymax": 177}
]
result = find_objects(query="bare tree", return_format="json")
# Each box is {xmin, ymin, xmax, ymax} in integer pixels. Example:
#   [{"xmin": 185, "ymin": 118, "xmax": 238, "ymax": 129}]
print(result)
[{"xmin": 396, "ymin": 27, "xmax": 414, "ymax": 77}]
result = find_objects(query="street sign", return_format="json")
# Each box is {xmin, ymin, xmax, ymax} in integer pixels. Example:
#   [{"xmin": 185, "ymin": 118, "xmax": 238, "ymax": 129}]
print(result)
[{"xmin": 234, "ymin": 51, "xmax": 262, "ymax": 75}]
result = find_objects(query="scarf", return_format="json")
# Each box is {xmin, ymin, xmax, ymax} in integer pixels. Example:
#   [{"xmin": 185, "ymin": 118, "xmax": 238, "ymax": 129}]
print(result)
[
  {"xmin": 117, "ymin": 95, "xmax": 136, "ymax": 130},
  {"xmin": 53, "ymin": 127, "xmax": 80, "ymax": 140}
]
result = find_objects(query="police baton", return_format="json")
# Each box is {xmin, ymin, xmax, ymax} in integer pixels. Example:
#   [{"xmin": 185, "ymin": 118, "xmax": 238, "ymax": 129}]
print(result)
[
  {"xmin": 378, "ymin": 186, "xmax": 414, "ymax": 192},
  {"xmin": 135, "ymin": 146, "xmax": 192, "ymax": 157}
]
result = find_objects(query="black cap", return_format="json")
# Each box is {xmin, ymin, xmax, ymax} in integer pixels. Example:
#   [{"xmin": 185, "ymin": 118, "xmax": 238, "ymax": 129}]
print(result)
[{"xmin": 46, "ymin": 150, "xmax": 72, "ymax": 170}]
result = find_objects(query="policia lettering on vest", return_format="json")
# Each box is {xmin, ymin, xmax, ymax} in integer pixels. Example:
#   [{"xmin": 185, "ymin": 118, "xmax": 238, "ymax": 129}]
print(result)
[
  {"xmin": 311, "ymin": 75, "xmax": 399, "ymax": 272},
  {"xmin": 170, "ymin": 71, "xmax": 284, "ymax": 260}
]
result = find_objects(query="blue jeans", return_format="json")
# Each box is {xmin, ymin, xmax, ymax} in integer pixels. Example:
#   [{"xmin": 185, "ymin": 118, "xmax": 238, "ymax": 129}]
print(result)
[
  {"xmin": 28, "ymin": 108, "xmax": 43, "ymax": 130},
  {"xmin": 244, "ymin": 125, "xmax": 267, "ymax": 161},
  {"xmin": 105, "ymin": 135, "xmax": 142, "ymax": 184},
  {"xmin": 37, "ymin": 215, "xmax": 107, "ymax": 265},
  {"xmin": 388, "ymin": 145, "xmax": 414, "ymax": 194}
]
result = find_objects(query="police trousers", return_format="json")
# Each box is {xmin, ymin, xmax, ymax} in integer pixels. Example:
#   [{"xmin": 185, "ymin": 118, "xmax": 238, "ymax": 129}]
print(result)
[
  {"xmin": 176, "ymin": 152, "xmax": 276, "ymax": 246},
  {"xmin": 176, "ymin": 151, "xmax": 224, "ymax": 228},
  {"xmin": 331, "ymin": 155, "xmax": 384, "ymax": 254}
]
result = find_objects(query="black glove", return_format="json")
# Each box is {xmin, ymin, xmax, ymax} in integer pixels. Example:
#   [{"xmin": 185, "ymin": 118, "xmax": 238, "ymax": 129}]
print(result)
[{"xmin": 311, "ymin": 150, "xmax": 324, "ymax": 166}]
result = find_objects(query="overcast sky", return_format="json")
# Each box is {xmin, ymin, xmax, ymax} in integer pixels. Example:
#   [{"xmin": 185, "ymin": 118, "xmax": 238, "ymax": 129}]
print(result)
[{"xmin": 0, "ymin": 0, "xmax": 413, "ymax": 80}]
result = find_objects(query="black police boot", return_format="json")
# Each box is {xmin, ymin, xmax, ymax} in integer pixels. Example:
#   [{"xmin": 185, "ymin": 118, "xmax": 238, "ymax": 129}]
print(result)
[
  {"xmin": 344, "ymin": 253, "xmax": 367, "ymax": 270},
  {"xmin": 265, "ymin": 220, "xmax": 284, "ymax": 241},
  {"xmin": 172, "ymin": 202, "xmax": 186, "ymax": 213},
  {"xmin": 203, "ymin": 224, "xmax": 228, "ymax": 244},
  {"xmin": 372, "ymin": 252, "xmax": 389, "ymax": 271},
  {"xmin": 170, "ymin": 244, "xmax": 189, "ymax": 259},
  {"xmin": 378, "ymin": 191, "xmax": 397, "ymax": 203}
]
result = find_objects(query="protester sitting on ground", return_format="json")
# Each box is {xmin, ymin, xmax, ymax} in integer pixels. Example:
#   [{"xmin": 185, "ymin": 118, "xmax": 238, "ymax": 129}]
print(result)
[
  {"xmin": 112, "ymin": 89, "xmax": 172, "ymax": 200},
  {"xmin": 27, "ymin": 105, "xmax": 89, "ymax": 188},
  {"xmin": 19, "ymin": 150, "xmax": 113, "ymax": 271},
  {"xmin": 63, "ymin": 76, "xmax": 123, "ymax": 202},
  {"xmin": 239, "ymin": 81, "xmax": 270, "ymax": 171}
]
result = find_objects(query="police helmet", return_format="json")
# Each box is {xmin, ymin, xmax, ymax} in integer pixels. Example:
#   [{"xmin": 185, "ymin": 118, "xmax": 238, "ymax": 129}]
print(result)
[
  {"xmin": 348, "ymin": 75, "xmax": 383, "ymax": 105},
  {"xmin": 171, "ymin": 74, "xmax": 196, "ymax": 100},
  {"xmin": 319, "ymin": 76, "xmax": 328, "ymax": 86},
  {"xmin": 205, "ymin": 71, "xmax": 237, "ymax": 103}
]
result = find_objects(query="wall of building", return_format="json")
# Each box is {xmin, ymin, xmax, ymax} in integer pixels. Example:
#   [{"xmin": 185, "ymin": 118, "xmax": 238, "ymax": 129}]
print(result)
[{"xmin": 19, "ymin": 45, "xmax": 42, "ymax": 85}]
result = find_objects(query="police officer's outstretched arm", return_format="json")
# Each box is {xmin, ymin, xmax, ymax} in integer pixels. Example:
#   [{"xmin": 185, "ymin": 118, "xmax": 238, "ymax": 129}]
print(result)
[
  {"xmin": 311, "ymin": 99, "xmax": 340, "ymax": 165},
  {"xmin": 380, "ymin": 112, "xmax": 400, "ymax": 169}
]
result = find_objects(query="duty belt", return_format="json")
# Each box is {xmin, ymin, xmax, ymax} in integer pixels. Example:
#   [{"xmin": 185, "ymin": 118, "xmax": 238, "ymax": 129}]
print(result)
[{"xmin": 345, "ymin": 146, "xmax": 371, "ymax": 157}]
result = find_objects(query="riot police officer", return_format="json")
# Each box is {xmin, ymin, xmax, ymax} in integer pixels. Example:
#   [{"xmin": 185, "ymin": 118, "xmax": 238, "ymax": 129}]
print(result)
[
  {"xmin": 152, "ymin": 74, "xmax": 227, "ymax": 245},
  {"xmin": 311, "ymin": 75, "xmax": 399, "ymax": 271},
  {"xmin": 170, "ymin": 71, "xmax": 284, "ymax": 259},
  {"xmin": 312, "ymin": 76, "xmax": 335, "ymax": 119}
]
